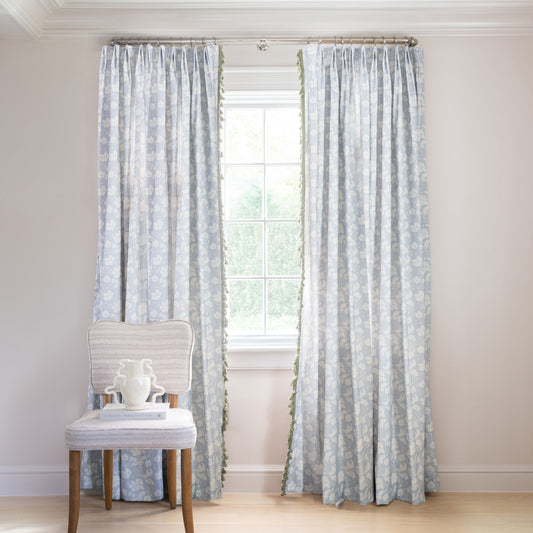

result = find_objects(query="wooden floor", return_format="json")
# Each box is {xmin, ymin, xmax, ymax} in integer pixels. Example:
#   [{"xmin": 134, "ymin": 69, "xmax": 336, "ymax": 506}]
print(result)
[{"xmin": 1, "ymin": 492, "xmax": 533, "ymax": 532}]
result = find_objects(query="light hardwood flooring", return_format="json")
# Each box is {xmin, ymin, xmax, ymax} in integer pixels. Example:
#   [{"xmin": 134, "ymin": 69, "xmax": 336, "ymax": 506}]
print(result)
[{"xmin": 1, "ymin": 492, "xmax": 533, "ymax": 532}]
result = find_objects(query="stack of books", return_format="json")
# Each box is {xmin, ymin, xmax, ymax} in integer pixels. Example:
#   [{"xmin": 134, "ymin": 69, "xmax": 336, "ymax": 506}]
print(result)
[{"xmin": 99, "ymin": 402, "xmax": 170, "ymax": 420}]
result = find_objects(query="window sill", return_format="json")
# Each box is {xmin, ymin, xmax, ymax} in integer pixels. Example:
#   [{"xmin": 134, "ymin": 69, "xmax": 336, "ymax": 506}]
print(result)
[
  {"xmin": 227, "ymin": 335, "xmax": 297, "ymax": 370},
  {"xmin": 228, "ymin": 335, "xmax": 297, "ymax": 352}
]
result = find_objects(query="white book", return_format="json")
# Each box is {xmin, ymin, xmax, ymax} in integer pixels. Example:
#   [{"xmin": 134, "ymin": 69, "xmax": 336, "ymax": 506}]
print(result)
[{"xmin": 99, "ymin": 402, "xmax": 170, "ymax": 420}]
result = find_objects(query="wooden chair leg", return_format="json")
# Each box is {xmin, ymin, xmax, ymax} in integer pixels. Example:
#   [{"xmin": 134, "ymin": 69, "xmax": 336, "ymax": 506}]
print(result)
[
  {"xmin": 168, "ymin": 449, "xmax": 177, "ymax": 509},
  {"xmin": 103, "ymin": 450, "xmax": 113, "ymax": 510},
  {"xmin": 68, "ymin": 450, "xmax": 80, "ymax": 533},
  {"xmin": 101, "ymin": 394, "xmax": 114, "ymax": 511},
  {"xmin": 181, "ymin": 448, "xmax": 194, "ymax": 533}
]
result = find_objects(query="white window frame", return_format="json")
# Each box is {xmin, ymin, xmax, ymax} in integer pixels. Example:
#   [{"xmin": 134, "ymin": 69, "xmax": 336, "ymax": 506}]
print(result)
[{"xmin": 223, "ymin": 70, "xmax": 300, "ymax": 368}]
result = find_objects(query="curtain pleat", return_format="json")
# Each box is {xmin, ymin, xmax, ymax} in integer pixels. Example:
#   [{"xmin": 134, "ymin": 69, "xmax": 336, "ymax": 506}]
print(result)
[
  {"xmin": 283, "ymin": 44, "xmax": 439, "ymax": 506},
  {"xmin": 82, "ymin": 44, "xmax": 226, "ymax": 502}
]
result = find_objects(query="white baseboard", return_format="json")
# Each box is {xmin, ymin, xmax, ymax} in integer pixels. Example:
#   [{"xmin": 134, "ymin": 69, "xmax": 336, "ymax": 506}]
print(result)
[
  {"xmin": 0, "ymin": 466, "xmax": 68, "ymax": 496},
  {"xmin": 1, "ymin": 464, "xmax": 532, "ymax": 497},
  {"xmin": 438, "ymin": 465, "xmax": 533, "ymax": 492},
  {"xmin": 223, "ymin": 464, "xmax": 533, "ymax": 494},
  {"xmin": 224, "ymin": 465, "xmax": 285, "ymax": 494}
]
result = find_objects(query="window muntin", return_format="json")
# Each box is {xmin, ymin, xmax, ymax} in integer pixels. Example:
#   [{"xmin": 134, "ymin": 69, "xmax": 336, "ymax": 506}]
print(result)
[{"xmin": 223, "ymin": 99, "xmax": 301, "ymax": 337}]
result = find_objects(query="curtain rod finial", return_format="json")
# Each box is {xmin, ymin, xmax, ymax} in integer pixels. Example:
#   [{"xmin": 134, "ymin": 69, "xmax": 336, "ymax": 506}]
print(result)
[{"xmin": 256, "ymin": 39, "xmax": 270, "ymax": 52}]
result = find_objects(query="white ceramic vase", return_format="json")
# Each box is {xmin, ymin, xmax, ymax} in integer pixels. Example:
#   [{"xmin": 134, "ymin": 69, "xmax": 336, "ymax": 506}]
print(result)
[
  {"xmin": 104, "ymin": 358, "xmax": 166, "ymax": 410},
  {"xmin": 121, "ymin": 359, "xmax": 152, "ymax": 410}
]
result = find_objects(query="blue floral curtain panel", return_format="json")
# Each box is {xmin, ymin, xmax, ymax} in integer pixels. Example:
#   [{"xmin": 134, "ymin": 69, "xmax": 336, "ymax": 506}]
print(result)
[
  {"xmin": 283, "ymin": 44, "xmax": 439, "ymax": 505},
  {"xmin": 82, "ymin": 44, "xmax": 226, "ymax": 502}
]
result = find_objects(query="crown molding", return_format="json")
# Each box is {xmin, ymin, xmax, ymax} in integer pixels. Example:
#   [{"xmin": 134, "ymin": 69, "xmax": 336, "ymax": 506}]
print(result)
[
  {"xmin": 0, "ymin": 0, "xmax": 60, "ymax": 38},
  {"xmin": 50, "ymin": 0, "xmax": 533, "ymax": 7},
  {"xmin": 2, "ymin": 1, "xmax": 533, "ymax": 40}
]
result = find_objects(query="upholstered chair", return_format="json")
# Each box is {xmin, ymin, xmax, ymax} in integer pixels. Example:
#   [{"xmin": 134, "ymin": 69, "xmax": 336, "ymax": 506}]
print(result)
[{"xmin": 65, "ymin": 320, "xmax": 196, "ymax": 533}]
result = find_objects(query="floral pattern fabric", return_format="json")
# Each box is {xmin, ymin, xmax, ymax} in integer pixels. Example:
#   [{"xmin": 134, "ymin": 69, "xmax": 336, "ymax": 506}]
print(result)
[
  {"xmin": 283, "ymin": 44, "xmax": 439, "ymax": 505},
  {"xmin": 81, "ymin": 44, "xmax": 225, "ymax": 502}
]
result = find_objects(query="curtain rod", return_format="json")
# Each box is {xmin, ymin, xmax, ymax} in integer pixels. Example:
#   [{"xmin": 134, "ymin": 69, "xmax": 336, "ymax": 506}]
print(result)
[{"xmin": 109, "ymin": 36, "xmax": 418, "ymax": 50}]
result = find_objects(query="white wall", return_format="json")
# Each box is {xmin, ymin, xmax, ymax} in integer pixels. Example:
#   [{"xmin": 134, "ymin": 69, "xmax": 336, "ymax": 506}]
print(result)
[
  {"xmin": 0, "ymin": 38, "xmax": 101, "ymax": 495},
  {"xmin": 0, "ymin": 36, "xmax": 532, "ymax": 496},
  {"xmin": 424, "ymin": 37, "xmax": 533, "ymax": 490}
]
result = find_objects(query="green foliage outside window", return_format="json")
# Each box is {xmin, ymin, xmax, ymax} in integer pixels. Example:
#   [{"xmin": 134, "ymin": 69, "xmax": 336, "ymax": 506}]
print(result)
[{"xmin": 224, "ymin": 106, "xmax": 301, "ymax": 335}]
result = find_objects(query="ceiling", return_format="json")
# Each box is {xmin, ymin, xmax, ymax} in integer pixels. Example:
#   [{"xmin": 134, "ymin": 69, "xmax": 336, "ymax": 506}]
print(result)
[{"xmin": 1, "ymin": 0, "xmax": 533, "ymax": 40}]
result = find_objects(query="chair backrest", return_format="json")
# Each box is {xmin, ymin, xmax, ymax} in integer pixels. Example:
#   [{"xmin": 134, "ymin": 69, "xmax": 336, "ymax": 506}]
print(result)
[{"xmin": 88, "ymin": 320, "xmax": 194, "ymax": 396}]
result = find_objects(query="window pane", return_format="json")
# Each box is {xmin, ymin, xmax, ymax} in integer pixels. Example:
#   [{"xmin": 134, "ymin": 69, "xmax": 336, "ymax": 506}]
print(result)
[
  {"xmin": 226, "ymin": 166, "xmax": 263, "ymax": 219},
  {"xmin": 265, "ymin": 108, "xmax": 300, "ymax": 163},
  {"xmin": 226, "ymin": 222, "xmax": 263, "ymax": 276},
  {"xmin": 267, "ymin": 279, "xmax": 300, "ymax": 333},
  {"xmin": 266, "ymin": 165, "xmax": 300, "ymax": 219},
  {"xmin": 228, "ymin": 279, "xmax": 263, "ymax": 334},
  {"xmin": 267, "ymin": 222, "xmax": 301, "ymax": 276},
  {"xmin": 225, "ymin": 108, "xmax": 263, "ymax": 164}
]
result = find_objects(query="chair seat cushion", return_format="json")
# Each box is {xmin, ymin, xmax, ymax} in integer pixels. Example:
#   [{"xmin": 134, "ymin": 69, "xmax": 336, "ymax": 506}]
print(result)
[{"xmin": 65, "ymin": 408, "xmax": 197, "ymax": 451}]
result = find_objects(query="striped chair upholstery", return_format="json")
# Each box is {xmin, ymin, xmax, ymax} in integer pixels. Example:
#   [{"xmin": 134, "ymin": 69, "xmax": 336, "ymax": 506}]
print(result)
[
  {"xmin": 87, "ymin": 320, "xmax": 194, "ymax": 395},
  {"xmin": 65, "ymin": 320, "xmax": 196, "ymax": 533}
]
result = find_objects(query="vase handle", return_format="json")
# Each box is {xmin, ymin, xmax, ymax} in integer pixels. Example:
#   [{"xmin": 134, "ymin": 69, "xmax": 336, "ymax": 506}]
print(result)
[
  {"xmin": 143, "ymin": 359, "xmax": 166, "ymax": 403},
  {"xmin": 104, "ymin": 359, "xmax": 128, "ymax": 404}
]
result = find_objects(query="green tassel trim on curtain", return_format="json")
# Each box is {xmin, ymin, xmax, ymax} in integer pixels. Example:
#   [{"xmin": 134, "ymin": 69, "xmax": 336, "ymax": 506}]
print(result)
[
  {"xmin": 217, "ymin": 45, "xmax": 229, "ymax": 483},
  {"xmin": 281, "ymin": 48, "xmax": 306, "ymax": 496}
]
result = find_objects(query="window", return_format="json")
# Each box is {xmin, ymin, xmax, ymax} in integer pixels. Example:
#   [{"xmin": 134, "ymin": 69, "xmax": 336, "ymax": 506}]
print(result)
[{"xmin": 223, "ymin": 92, "xmax": 301, "ymax": 341}]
